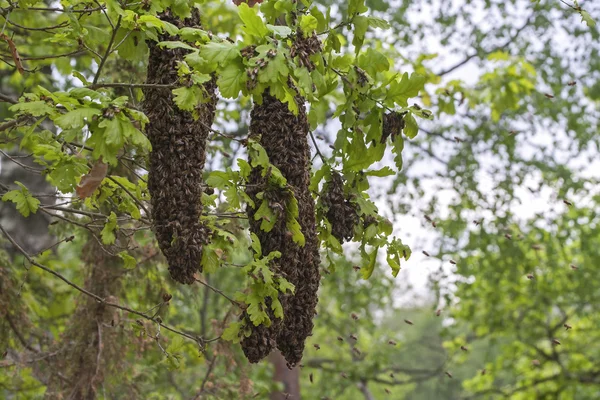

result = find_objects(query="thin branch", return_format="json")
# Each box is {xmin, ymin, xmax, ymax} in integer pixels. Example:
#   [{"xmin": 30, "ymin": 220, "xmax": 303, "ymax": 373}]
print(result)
[
  {"xmin": 19, "ymin": 49, "xmax": 87, "ymax": 61},
  {"xmin": 0, "ymin": 92, "xmax": 17, "ymax": 103},
  {"xmin": 0, "ymin": 223, "xmax": 219, "ymax": 347},
  {"xmin": 89, "ymin": 82, "xmax": 176, "ymax": 90},
  {"xmin": 16, "ymin": 6, "xmax": 105, "ymax": 14},
  {"xmin": 6, "ymin": 314, "xmax": 37, "ymax": 352},
  {"xmin": 309, "ymin": 130, "xmax": 327, "ymax": 163},
  {"xmin": 0, "ymin": 115, "xmax": 29, "ymax": 132},
  {"xmin": 93, "ymin": 0, "xmax": 114, "ymax": 30},
  {"xmin": 92, "ymin": 15, "xmax": 122, "ymax": 85},
  {"xmin": 195, "ymin": 278, "xmax": 241, "ymax": 307},
  {"xmin": 436, "ymin": 14, "xmax": 533, "ymax": 77},
  {"xmin": 5, "ymin": 18, "xmax": 68, "ymax": 32},
  {"xmin": 106, "ymin": 175, "xmax": 150, "ymax": 217}
]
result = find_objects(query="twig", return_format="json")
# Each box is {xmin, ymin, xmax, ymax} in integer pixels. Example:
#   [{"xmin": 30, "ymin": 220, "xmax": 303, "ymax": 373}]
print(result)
[
  {"xmin": 5, "ymin": 19, "xmax": 68, "ymax": 32},
  {"xmin": 436, "ymin": 14, "xmax": 533, "ymax": 77},
  {"xmin": 0, "ymin": 115, "xmax": 29, "ymax": 131},
  {"xmin": 20, "ymin": 49, "xmax": 87, "ymax": 61},
  {"xmin": 92, "ymin": 15, "xmax": 122, "ymax": 85},
  {"xmin": 309, "ymin": 130, "xmax": 327, "ymax": 163},
  {"xmin": 0, "ymin": 92, "xmax": 17, "ymax": 103},
  {"xmin": 193, "ymin": 352, "xmax": 219, "ymax": 399},
  {"xmin": 106, "ymin": 175, "xmax": 150, "ymax": 217},
  {"xmin": 195, "ymin": 278, "xmax": 241, "ymax": 307},
  {"xmin": 17, "ymin": 6, "xmax": 105, "ymax": 13},
  {"xmin": 89, "ymin": 82, "xmax": 175, "ymax": 90}
]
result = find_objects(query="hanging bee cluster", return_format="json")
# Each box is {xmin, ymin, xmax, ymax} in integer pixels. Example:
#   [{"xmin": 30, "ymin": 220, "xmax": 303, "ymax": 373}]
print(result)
[
  {"xmin": 321, "ymin": 172, "xmax": 360, "ymax": 243},
  {"xmin": 290, "ymin": 30, "xmax": 322, "ymax": 71},
  {"xmin": 240, "ymin": 91, "xmax": 321, "ymax": 367},
  {"xmin": 381, "ymin": 111, "xmax": 406, "ymax": 143},
  {"xmin": 143, "ymin": 10, "xmax": 217, "ymax": 284}
]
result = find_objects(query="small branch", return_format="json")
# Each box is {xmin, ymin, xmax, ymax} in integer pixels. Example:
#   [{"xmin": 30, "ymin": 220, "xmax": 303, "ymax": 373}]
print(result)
[
  {"xmin": 195, "ymin": 278, "xmax": 241, "ymax": 307},
  {"xmin": 106, "ymin": 175, "xmax": 150, "ymax": 217},
  {"xmin": 0, "ymin": 223, "xmax": 218, "ymax": 347},
  {"xmin": 89, "ymin": 82, "xmax": 176, "ymax": 90},
  {"xmin": 19, "ymin": 49, "xmax": 87, "ymax": 61},
  {"xmin": 94, "ymin": 0, "xmax": 114, "ymax": 30},
  {"xmin": 20, "ymin": 6, "xmax": 105, "ymax": 14},
  {"xmin": 0, "ymin": 92, "xmax": 18, "ymax": 103},
  {"xmin": 92, "ymin": 15, "xmax": 122, "ymax": 85},
  {"xmin": 309, "ymin": 130, "xmax": 327, "ymax": 163},
  {"xmin": 436, "ymin": 14, "xmax": 533, "ymax": 77},
  {"xmin": 0, "ymin": 115, "xmax": 29, "ymax": 132},
  {"xmin": 193, "ymin": 353, "xmax": 219, "ymax": 399},
  {"xmin": 6, "ymin": 314, "xmax": 37, "ymax": 352},
  {"xmin": 5, "ymin": 19, "xmax": 68, "ymax": 32}
]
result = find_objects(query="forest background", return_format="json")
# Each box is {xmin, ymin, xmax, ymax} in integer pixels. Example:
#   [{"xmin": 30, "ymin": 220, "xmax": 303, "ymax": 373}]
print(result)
[{"xmin": 0, "ymin": 0, "xmax": 599, "ymax": 399}]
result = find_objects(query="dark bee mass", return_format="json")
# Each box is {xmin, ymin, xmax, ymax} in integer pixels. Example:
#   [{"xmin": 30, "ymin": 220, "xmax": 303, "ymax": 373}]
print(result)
[
  {"xmin": 240, "ymin": 91, "xmax": 320, "ymax": 367},
  {"xmin": 143, "ymin": 9, "xmax": 216, "ymax": 284},
  {"xmin": 381, "ymin": 111, "xmax": 406, "ymax": 144},
  {"xmin": 290, "ymin": 30, "xmax": 322, "ymax": 72},
  {"xmin": 321, "ymin": 172, "xmax": 360, "ymax": 243}
]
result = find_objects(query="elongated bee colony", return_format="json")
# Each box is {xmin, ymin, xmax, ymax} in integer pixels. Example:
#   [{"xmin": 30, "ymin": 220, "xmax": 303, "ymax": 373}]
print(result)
[
  {"xmin": 321, "ymin": 172, "xmax": 360, "ymax": 243},
  {"xmin": 144, "ymin": 10, "xmax": 216, "ymax": 284},
  {"xmin": 240, "ymin": 92, "xmax": 321, "ymax": 366}
]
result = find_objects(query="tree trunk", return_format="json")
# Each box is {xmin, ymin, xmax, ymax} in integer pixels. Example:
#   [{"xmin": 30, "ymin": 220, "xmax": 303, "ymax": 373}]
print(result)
[
  {"xmin": 270, "ymin": 351, "xmax": 301, "ymax": 400},
  {"xmin": 44, "ymin": 237, "xmax": 124, "ymax": 399}
]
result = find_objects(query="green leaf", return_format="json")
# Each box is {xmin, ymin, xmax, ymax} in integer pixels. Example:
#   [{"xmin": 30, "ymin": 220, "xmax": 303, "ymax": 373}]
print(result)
[
  {"xmin": 580, "ymin": 10, "xmax": 596, "ymax": 27},
  {"xmin": 200, "ymin": 41, "xmax": 240, "ymax": 66},
  {"xmin": 201, "ymin": 245, "xmax": 220, "ymax": 274},
  {"xmin": 9, "ymin": 100, "xmax": 54, "ymax": 117},
  {"xmin": 218, "ymin": 60, "xmax": 247, "ymax": 98},
  {"xmin": 404, "ymin": 113, "xmax": 419, "ymax": 139},
  {"xmin": 238, "ymin": 159, "xmax": 252, "ymax": 180},
  {"xmin": 271, "ymin": 297, "xmax": 284, "ymax": 318},
  {"xmin": 179, "ymin": 27, "xmax": 210, "ymax": 43},
  {"xmin": 266, "ymin": 24, "xmax": 292, "ymax": 37},
  {"xmin": 352, "ymin": 15, "xmax": 369, "ymax": 53},
  {"xmin": 367, "ymin": 16, "xmax": 391, "ymax": 30},
  {"xmin": 170, "ymin": 0, "xmax": 191, "ymax": 18},
  {"xmin": 254, "ymin": 199, "xmax": 277, "ymax": 232},
  {"xmin": 158, "ymin": 41, "xmax": 196, "ymax": 51},
  {"xmin": 277, "ymin": 277, "xmax": 295, "ymax": 295},
  {"xmin": 118, "ymin": 252, "xmax": 137, "ymax": 270},
  {"xmin": 101, "ymin": 212, "xmax": 118, "ymax": 245},
  {"xmin": 248, "ymin": 140, "xmax": 270, "ymax": 168},
  {"xmin": 258, "ymin": 52, "xmax": 289, "ymax": 84},
  {"xmin": 222, "ymin": 321, "xmax": 243, "ymax": 343},
  {"xmin": 299, "ymin": 15, "xmax": 318, "ymax": 35},
  {"xmin": 1, "ymin": 182, "xmax": 40, "ymax": 217},
  {"xmin": 348, "ymin": 0, "xmax": 368, "ymax": 15},
  {"xmin": 172, "ymin": 86, "xmax": 201, "ymax": 112},
  {"xmin": 54, "ymin": 107, "xmax": 101, "ymax": 129},
  {"xmin": 286, "ymin": 217, "xmax": 305, "ymax": 246},
  {"xmin": 366, "ymin": 167, "xmax": 395, "ymax": 177},
  {"xmin": 361, "ymin": 247, "xmax": 379, "ymax": 279},
  {"xmin": 392, "ymin": 134, "xmax": 404, "ymax": 171},
  {"xmin": 386, "ymin": 73, "xmax": 427, "ymax": 107},
  {"xmin": 250, "ymin": 232, "xmax": 262, "ymax": 257},
  {"xmin": 238, "ymin": 3, "xmax": 269, "ymax": 38},
  {"xmin": 206, "ymin": 171, "xmax": 230, "ymax": 189}
]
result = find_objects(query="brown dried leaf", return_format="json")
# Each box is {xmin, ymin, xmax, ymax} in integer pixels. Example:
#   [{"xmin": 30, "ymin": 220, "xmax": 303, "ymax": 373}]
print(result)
[
  {"xmin": 0, "ymin": 33, "xmax": 24, "ymax": 74},
  {"xmin": 76, "ymin": 160, "xmax": 108, "ymax": 199}
]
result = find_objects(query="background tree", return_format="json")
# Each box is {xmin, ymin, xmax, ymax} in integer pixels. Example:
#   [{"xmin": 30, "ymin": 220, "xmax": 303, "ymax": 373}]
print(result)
[{"xmin": 0, "ymin": 0, "xmax": 598, "ymax": 399}]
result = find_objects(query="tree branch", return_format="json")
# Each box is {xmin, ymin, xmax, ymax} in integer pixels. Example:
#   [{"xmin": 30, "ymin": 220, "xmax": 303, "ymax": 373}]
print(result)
[
  {"xmin": 0, "ymin": 223, "xmax": 219, "ymax": 348},
  {"xmin": 436, "ymin": 15, "xmax": 534, "ymax": 77}
]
